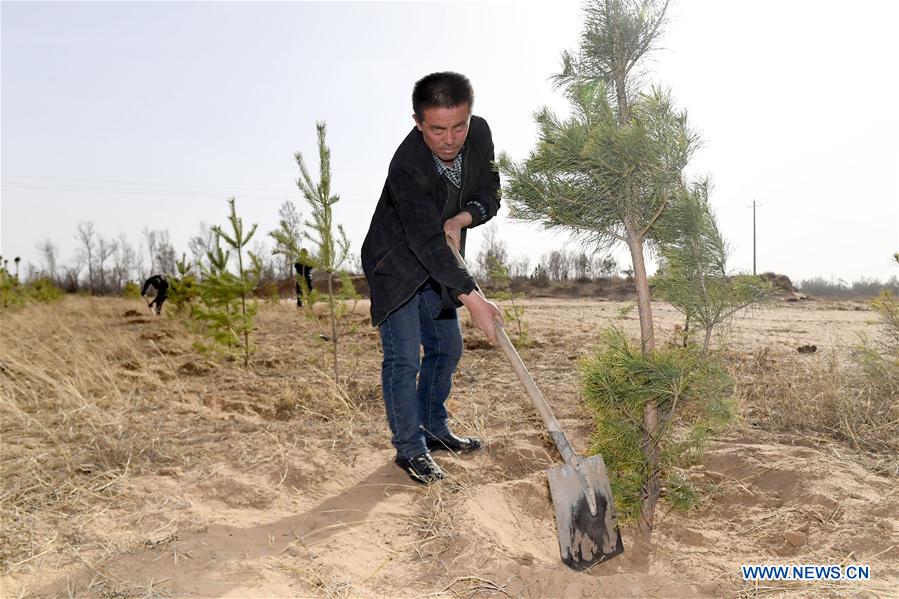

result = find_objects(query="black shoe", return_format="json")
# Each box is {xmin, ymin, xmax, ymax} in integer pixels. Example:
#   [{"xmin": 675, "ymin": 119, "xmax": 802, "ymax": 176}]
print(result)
[
  {"xmin": 426, "ymin": 432, "xmax": 482, "ymax": 453},
  {"xmin": 395, "ymin": 452, "xmax": 446, "ymax": 484}
]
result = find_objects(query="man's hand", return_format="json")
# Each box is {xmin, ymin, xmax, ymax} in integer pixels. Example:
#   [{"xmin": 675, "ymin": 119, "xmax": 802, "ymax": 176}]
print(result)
[
  {"xmin": 459, "ymin": 290, "xmax": 504, "ymax": 345},
  {"xmin": 443, "ymin": 211, "xmax": 473, "ymax": 251}
]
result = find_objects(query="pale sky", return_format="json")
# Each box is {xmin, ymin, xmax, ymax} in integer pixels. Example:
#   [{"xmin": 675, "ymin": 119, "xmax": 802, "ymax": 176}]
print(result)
[{"xmin": 2, "ymin": 0, "xmax": 898, "ymax": 284}]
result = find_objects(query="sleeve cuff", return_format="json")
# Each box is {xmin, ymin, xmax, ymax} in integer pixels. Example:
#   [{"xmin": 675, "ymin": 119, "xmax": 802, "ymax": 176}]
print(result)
[
  {"xmin": 464, "ymin": 201, "xmax": 488, "ymax": 227},
  {"xmin": 448, "ymin": 276, "xmax": 477, "ymax": 306}
]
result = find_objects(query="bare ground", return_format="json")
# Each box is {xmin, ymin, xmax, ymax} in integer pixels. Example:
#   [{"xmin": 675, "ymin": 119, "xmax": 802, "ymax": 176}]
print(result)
[{"xmin": 1, "ymin": 296, "xmax": 896, "ymax": 598}]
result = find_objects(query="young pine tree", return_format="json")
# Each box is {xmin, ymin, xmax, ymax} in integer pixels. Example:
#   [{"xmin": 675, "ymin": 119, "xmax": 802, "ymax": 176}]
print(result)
[
  {"xmin": 192, "ymin": 199, "xmax": 262, "ymax": 367},
  {"xmin": 654, "ymin": 182, "xmax": 773, "ymax": 353},
  {"xmin": 294, "ymin": 122, "xmax": 358, "ymax": 384}
]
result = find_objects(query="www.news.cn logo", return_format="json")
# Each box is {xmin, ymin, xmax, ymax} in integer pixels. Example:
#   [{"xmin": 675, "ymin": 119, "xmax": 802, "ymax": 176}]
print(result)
[{"xmin": 741, "ymin": 564, "xmax": 870, "ymax": 581}]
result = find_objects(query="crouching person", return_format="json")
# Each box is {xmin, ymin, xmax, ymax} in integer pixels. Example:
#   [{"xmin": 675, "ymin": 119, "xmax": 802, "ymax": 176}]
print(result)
[{"xmin": 141, "ymin": 274, "xmax": 169, "ymax": 315}]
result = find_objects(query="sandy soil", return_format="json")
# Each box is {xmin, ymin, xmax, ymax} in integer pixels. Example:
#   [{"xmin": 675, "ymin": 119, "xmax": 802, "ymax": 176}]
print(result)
[{"xmin": 2, "ymin": 296, "xmax": 896, "ymax": 598}]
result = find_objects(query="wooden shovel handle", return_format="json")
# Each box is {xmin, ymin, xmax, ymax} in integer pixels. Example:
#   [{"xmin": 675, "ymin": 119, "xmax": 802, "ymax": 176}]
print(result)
[{"xmin": 446, "ymin": 238, "xmax": 579, "ymax": 467}]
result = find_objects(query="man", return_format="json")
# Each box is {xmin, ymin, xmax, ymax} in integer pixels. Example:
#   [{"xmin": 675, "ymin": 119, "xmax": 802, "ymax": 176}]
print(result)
[
  {"xmin": 141, "ymin": 274, "xmax": 169, "ymax": 315},
  {"xmin": 361, "ymin": 72, "xmax": 503, "ymax": 484}
]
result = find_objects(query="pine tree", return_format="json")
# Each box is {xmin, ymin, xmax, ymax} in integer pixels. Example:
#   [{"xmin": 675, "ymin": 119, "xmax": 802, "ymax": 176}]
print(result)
[
  {"xmin": 293, "ymin": 122, "xmax": 357, "ymax": 384},
  {"xmin": 497, "ymin": 0, "xmax": 694, "ymax": 535},
  {"xmin": 654, "ymin": 182, "xmax": 773, "ymax": 352},
  {"xmin": 192, "ymin": 198, "xmax": 261, "ymax": 367}
]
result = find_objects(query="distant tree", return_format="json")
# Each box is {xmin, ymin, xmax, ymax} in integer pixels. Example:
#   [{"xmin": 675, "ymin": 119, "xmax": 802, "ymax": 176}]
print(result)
[
  {"xmin": 598, "ymin": 255, "xmax": 618, "ymax": 279},
  {"xmin": 96, "ymin": 236, "xmax": 116, "ymax": 293},
  {"xmin": 76, "ymin": 221, "xmax": 96, "ymax": 293},
  {"xmin": 156, "ymin": 233, "xmax": 177, "ymax": 276},
  {"xmin": 142, "ymin": 227, "xmax": 159, "ymax": 276},
  {"xmin": 113, "ymin": 233, "xmax": 138, "ymax": 292},
  {"xmin": 36, "ymin": 239, "xmax": 58, "ymax": 283},
  {"xmin": 546, "ymin": 250, "xmax": 563, "ymax": 281},
  {"xmin": 574, "ymin": 251, "xmax": 591, "ymax": 281},
  {"xmin": 271, "ymin": 200, "xmax": 304, "ymax": 280},
  {"xmin": 476, "ymin": 222, "xmax": 509, "ymax": 283},
  {"xmin": 510, "ymin": 255, "xmax": 531, "ymax": 279},
  {"xmin": 531, "ymin": 263, "xmax": 550, "ymax": 287},
  {"xmin": 188, "ymin": 222, "xmax": 217, "ymax": 277}
]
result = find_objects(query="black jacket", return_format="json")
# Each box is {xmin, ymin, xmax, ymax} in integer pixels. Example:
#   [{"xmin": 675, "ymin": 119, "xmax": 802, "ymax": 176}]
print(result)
[{"xmin": 361, "ymin": 115, "xmax": 501, "ymax": 326}]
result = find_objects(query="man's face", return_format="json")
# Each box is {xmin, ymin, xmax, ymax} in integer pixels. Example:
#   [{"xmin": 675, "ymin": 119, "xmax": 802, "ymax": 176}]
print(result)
[{"xmin": 414, "ymin": 104, "xmax": 471, "ymax": 162}]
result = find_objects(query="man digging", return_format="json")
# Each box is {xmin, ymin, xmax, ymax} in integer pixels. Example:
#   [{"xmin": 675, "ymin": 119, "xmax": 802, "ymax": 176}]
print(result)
[{"xmin": 361, "ymin": 72, "xmax": 502, "ymax": 484}]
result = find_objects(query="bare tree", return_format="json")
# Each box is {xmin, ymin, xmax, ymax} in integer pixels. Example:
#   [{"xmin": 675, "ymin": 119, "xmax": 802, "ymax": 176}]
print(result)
[
  {"xmin": 510, "ymin": 255, "xmax": 531, "ymax": 279},
  {"xmin": 36, "ymin": 238, "xmax": 58, "ymax": 282},
  {"xmin": 76, "ymin": 221, "xmax": 97, "ymax": 293},
  {"xmin": 545, "ymin": 250, "xmax": 563, "ymax": 281},
  {"xmin": 272, "ymin": 200, "xmax": 304, "ymax": 280},
  {"xmin": 143, "ymin": 227, "xmax": 159, "ymax": 276},
  {"xmin": 476, "ymin": 222, "xmax": 509, "ymax": 282},
  {"xmin": 189, "ymin": 222, "xmax": 217, "ymax": 277},
  {"xmin": 96, "ymin": 235, "xmax": 116, "ymax": 294},
  {"xmin": 61, "ymin": 263, "xmax": 83, "ymax": 293},
  {"xmin": 558, "ymin": 249, "xmax": 573, "ymax": 281},
  {"xmin": 144, "ymin": 228, "xmax": 176, "ymax": 275},
  {"xmin": 574, "ymin": 251, "xmax": 591, "ymax": 281},
  {"xmin": 112, "ymin": 233, "xmax": 137, "ymax": 292}
]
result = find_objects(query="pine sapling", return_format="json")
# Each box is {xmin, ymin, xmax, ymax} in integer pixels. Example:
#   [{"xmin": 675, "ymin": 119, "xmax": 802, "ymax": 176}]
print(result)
[
  {"xmin": 192, "ymin": 199, "xmax": 261, "ymax": 367},
  {"xmin": 294, "ymin": 122, "xmax": 358, "ymax": 384}
]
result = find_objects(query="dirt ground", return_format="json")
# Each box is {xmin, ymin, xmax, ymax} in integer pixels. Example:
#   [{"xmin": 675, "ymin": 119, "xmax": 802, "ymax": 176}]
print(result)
[{"xmin": 1, "ymin": 295, "xmax": 897, "ymax": 598}]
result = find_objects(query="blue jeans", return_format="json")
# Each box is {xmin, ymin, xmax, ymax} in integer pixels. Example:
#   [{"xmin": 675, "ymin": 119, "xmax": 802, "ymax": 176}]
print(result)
[{"xmin": 379, "ymin": 281, "xmax": 463, "ymax": 459}]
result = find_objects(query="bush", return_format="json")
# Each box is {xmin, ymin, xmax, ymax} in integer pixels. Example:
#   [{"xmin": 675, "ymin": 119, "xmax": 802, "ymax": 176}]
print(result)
[
  {"xmin": 122, "ymin": 280, "xmax": 142, "ymax": 300},
  {"xmin": 580, "ymin": 328, "xmax": 734, "ymax": 521},
  {"xmin": 1, "ymin": 275, "xmax": 63, "ymax": 309}
]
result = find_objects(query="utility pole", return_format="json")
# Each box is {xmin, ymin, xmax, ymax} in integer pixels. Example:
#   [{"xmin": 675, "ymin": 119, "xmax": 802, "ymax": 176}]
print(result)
[{"xmin": 749, "ymin": 200, "xmax": 761, "ymax": 275}]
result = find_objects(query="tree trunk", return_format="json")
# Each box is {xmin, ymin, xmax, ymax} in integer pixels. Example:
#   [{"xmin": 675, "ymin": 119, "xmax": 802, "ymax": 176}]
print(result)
[
  {"xmin": 624, "ymin": 221, "xmax": 660, "ymax": 538},
  {"xmin": 703, "ymin": 325, "xmax": 713, "ymax": 355},
  {"xmin": 328, "ymin": 272, "xmax": 339, "ymax": 384},
  {"xmin": 624, "ymin": 222, "xmax": 655, "ymax": 355}
]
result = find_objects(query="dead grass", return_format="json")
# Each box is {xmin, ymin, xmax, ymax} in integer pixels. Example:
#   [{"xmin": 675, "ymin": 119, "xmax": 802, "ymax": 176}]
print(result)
[
  {"xmin": 733, "ymin": 346, "xmax": 899, "ymax": 475},
  {"xmin": 0, "ymin": 297, "xmax": 183, "ymax": 574},
  {"xmin": 2, "ymin": 295, "xmax": 896, "ymax": 597},
  {"xmin": 0, "ymin": 296, "xmax": 385, "ymax": 582}
]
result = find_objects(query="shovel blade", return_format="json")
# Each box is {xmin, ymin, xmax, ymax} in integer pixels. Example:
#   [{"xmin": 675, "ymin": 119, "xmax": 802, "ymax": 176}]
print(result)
[{"xmin": 546, "ymin": 455, "xmax": 623, "ymax": 570}]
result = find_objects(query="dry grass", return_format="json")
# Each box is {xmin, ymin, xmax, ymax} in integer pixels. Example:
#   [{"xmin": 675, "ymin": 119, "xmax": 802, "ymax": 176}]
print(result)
[
  {"xmin": 0, "ymin": 296, "xmax": 384, "ymax": 583},
  {"xmin": 0, "ymin": 297, "xmax": 184, "ymax": 573},
  {"xmin": 2, "ymin": 295, "xmax": 896, "ymax": 596},
  {"xmin": 733, "ymin": 346, "xmax": 899, "ymax": 475}
]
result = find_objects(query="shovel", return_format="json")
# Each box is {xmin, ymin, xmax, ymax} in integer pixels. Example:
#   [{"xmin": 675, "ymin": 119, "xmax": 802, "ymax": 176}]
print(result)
[{"xmin": 447, "ymin": 239, "xmax": 624, "ymax": 570}]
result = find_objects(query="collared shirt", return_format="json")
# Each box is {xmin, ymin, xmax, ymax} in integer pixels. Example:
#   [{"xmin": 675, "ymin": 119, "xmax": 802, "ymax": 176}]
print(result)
[{"xmin": 431, "ymin": 147, "xmax": 463, "ymax": 188}]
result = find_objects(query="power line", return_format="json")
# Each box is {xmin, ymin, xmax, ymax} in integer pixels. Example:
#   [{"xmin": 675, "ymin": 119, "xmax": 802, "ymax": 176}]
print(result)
[
  {"xmin": 2, "ymin": 174, "xmax": 287, "ymax": 193},
  {"xmin": 0, "ymin": 176, "xmax": 372, "ymax": 201}
]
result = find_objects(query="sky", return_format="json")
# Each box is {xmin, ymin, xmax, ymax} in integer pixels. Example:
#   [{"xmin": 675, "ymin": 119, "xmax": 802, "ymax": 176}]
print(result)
[{"xmin": 2, "ymin": 0, "xmax": 898, "ymax": 284}]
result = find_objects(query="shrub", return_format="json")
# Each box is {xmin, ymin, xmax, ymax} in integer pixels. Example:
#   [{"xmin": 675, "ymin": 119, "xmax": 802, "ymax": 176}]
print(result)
[
  {"xmin": 1, "ymin": 274, "xmax": 63, "ymax": 309},
  {"xmin": 580, "ymin": 328, "xmax": 734, "ymax": 521},
  {"xmin": 122, "ymin": 280, "xmax": 141, "ymax": 300}
]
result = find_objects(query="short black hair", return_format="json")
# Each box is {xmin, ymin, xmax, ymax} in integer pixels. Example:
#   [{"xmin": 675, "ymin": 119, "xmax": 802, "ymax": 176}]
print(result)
[{"xmin": 412, "ymin": 72, "xmax": 474, "ymax": 121}]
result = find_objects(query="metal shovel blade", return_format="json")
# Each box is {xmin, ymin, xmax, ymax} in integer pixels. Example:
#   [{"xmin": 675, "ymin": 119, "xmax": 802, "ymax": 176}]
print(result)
[{"xmin": 546, "ymin": 454, "xmax": 624, "ymax": 570}]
